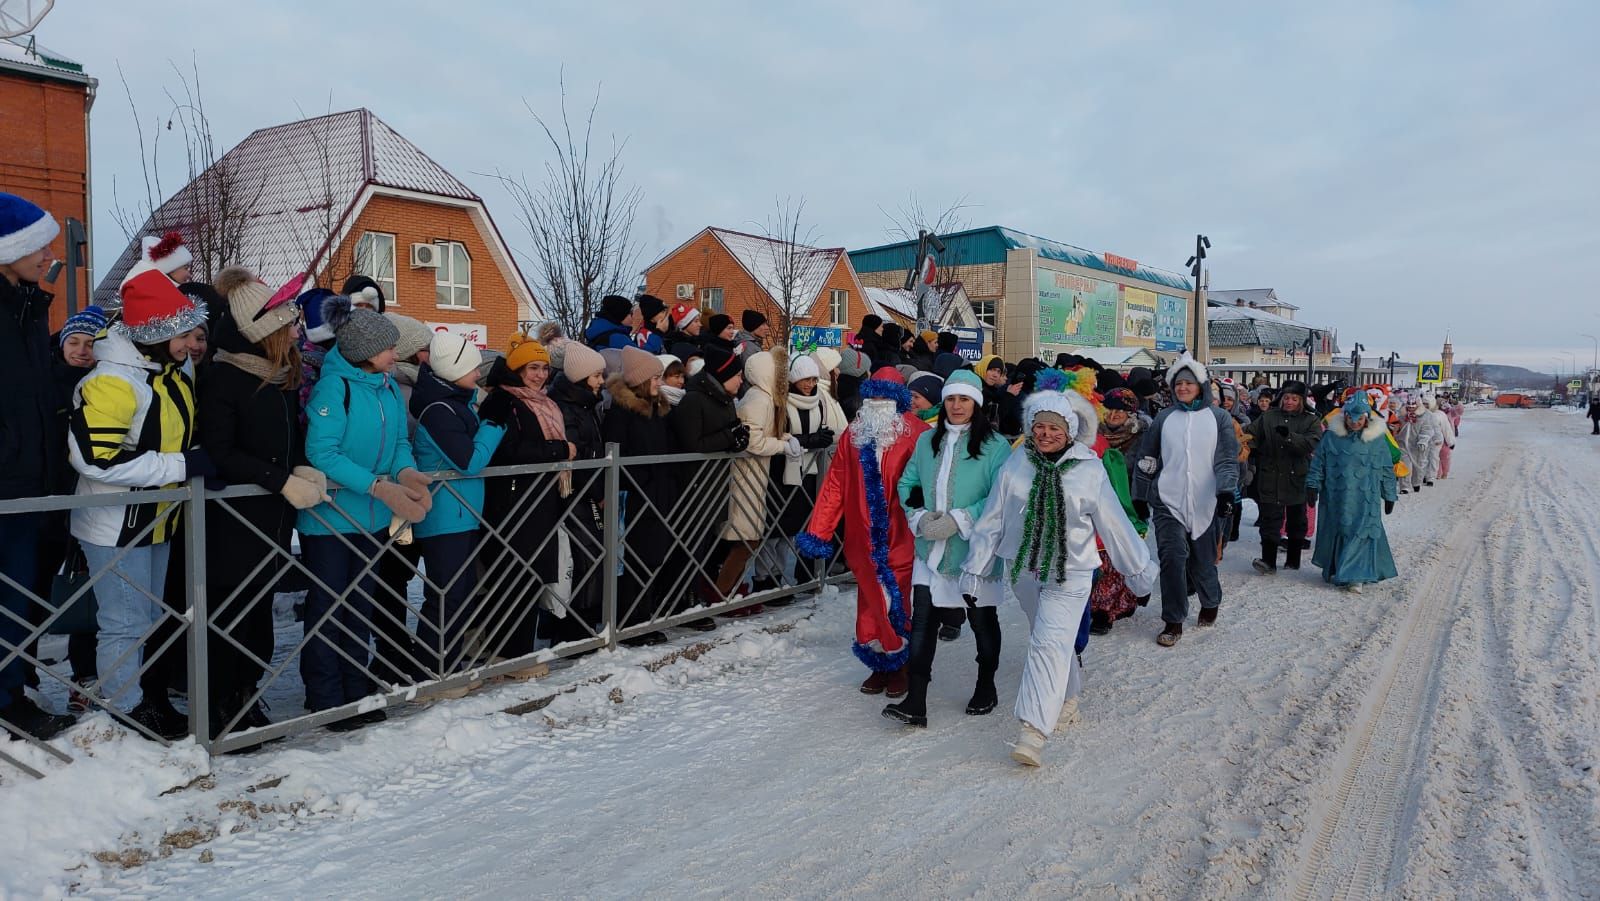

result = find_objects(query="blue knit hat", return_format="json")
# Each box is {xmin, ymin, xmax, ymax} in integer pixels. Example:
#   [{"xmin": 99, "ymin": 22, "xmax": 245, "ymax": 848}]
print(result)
[
  {"xmin": 59, "ymin": 305, "xmax": 108, "ymax": 346},
  {"xmin": 0, "ymin": 193, "xmax": 59, "ymax": 265}
]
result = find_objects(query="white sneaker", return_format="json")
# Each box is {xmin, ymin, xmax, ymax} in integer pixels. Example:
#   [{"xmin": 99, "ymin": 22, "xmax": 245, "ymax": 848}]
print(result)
[
  {"xmin": 1055, "ymin": 697, "xmax": 1081, "ymax": 734},
  {"xmin": 1011, "ymin": 722, "xmax": 1047, "ymax": 767}
]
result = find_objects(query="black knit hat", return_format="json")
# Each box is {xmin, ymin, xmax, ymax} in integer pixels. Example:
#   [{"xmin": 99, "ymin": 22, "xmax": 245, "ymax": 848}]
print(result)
[
  {"xmin": 707, "ymin": 313, "xmax": 733, "ymax": 337},
  {"xmin": 741, "ymin": 309, "xmax": 767, "ymax": 332},
  {"xmin": 700, "ymin": 340, "xmax": 741, "ymax": 382},
  {"xmin": 1127, "ymin": 366, "xmax": 1159, "ymax": 398},
  {"xmin": 936, "ymin": 331, "xmax": 959, "ymax": 354},
  {"xmin": 600, "ymin": 294, "xmax": 633, "ymax": 324},
  {"xmin": 341, "ymin": 274, "xmax": 386, "ymax": 313},
  {"xmin": 637, "ymin": 294, "xmax": 667, "ymax": 324},
  {"xmin": 860, "ymin": 314, "xmax": 882, "ymax": 334}
]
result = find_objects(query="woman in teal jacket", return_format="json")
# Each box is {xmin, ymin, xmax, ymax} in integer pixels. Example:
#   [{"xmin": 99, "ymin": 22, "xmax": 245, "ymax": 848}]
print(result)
[
  {"xmin": 408, "ymin": 332, "xmax": 505, "ymax": 673},
  {"xmin": 1305, "ymin": 393, "xmax": 1398, "ymax": 592},
  {"xmin": 884, "ymin": 370, "xmax": 1013, "ymax": 728},
  {"xmin": 298, "ymin": 298, "xmax": 432, "ymax": 723}
]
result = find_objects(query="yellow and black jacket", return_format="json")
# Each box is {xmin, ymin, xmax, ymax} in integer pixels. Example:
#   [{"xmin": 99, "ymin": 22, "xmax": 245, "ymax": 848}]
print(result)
[{"xmin": 67, "ymin": 327, "xmax": 195, "ymax": 547}]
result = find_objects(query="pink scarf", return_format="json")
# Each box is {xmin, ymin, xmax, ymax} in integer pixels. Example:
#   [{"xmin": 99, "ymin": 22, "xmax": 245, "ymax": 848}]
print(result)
[{"xmin": 502, "ymin": 385, "xmax": 566, "ymax": 443}]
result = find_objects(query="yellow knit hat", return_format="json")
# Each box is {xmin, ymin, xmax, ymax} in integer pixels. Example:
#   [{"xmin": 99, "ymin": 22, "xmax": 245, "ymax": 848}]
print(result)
[{"xmin": 506, "ymin": 332, "xmax": 550, "ymax": 371}]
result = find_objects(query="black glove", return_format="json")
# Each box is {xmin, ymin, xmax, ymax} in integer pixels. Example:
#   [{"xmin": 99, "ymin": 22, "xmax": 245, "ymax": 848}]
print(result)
[
  {"xmin": 1384, "ymin": 499, "xmax": 1394, "ymax": 515},
  {"xmin": 477, "ymin": 389, "xmax": 514, "ymax": 426},
  {"xmin": 1274, "ymin": 425, "xmax": 1289, "ymax": 437},
  {"xmin": 183, "ymin": 447, "xmax": 218, "ymax": 480},
  {"xmin": 1132, "ymin": 499, "xmax": 1150, "ymax": 521},
  {"xmin": 1215, "ymin": 493, "xmax": 1234, "ymax": 522},
  {"xmin": 797, "ymin": 430, "xmax": 832, "ymax": 450},
  {"xmin": 1305, "ymin": 489, "xmax": 1318, "ymax": 508},
  {"xmin": 728, "ymin": 424, "xmax": 751, "ymax": 452}
]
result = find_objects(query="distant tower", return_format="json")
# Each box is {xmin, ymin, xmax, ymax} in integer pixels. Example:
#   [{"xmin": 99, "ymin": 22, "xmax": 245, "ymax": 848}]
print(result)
[{"xmin": 1441, "ymin": 333, "xmax": 1454, "ymax": 379}]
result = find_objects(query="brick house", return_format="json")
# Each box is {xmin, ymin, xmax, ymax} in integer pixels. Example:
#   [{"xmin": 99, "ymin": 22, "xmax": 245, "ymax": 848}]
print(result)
[
  {"xmin": 0, "ymin": 37, "xmax": 95, "ymax": 327},
  {"xmin": 644, "ymin": 227, "xmax": 868, "ymax": 345},
  {"xmin": 96, "ymin": 109, "xmax": 537, "ymax": 348}
]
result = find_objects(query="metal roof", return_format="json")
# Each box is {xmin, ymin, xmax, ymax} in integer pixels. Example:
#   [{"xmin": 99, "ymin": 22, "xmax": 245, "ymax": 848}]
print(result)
[
  {"xmin": 95, "ymin": 109, "xmax": 482, "ymax": 303},
  {"xmin": 0, "ymin": 36, "xmax": 92, "ymax": 85},
  {"xmin": 1208, "ymin": 287, "xmax": 1298, "ymax": 311},
  {"xmin": 1208, "ymin": 304, "xmax": 1339, "ymax": 353},
  {"xmin": 849, "ymin": 225, "xmax": 1194, "ymax": 293},
  {"xmin": 707, "ymin": 227, "xmax": 843, "ymax": 313}
]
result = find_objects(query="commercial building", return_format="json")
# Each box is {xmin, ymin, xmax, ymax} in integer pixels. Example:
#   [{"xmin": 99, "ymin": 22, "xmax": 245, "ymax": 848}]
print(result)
[
  {"xmin": 97, "ymin": 109, "xmax": 537, "ymax": 347},
  {"xmin": 850, "ymin": 225, "xmax": 1196, "ymax": 364},
  {"xmin": 0, "ymin": 36, "xmax": 95, "ymax": 325}
]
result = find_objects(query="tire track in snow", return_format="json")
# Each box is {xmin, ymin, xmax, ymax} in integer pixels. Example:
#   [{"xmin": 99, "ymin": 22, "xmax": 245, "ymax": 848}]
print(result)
[{"xmin": 1289, "ymin": 451, "xmax": 1516, "ymax": 901}]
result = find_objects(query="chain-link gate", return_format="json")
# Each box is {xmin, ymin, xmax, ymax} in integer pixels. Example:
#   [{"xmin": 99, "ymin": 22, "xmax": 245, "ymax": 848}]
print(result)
[{"xmin": 2, "ymin": 444, "xmax": 841, "ymax": 771}]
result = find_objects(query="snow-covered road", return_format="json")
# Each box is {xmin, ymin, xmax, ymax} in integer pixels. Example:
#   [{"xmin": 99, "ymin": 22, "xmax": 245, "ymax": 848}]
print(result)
[{"xmin": 5, "ymin": 410, "xmax": 1600, "ymax": 898}]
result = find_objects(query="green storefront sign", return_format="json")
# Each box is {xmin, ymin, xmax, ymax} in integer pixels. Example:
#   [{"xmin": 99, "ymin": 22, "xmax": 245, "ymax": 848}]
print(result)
[{"xmin": 1037, "ymin": 268, "xmax": 1116, "ymax": 346}]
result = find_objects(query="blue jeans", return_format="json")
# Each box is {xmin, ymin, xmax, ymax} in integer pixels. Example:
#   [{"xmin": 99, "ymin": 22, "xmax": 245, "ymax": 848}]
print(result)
[
  {"xmin": 82, "ymin": 541, "xmax": 172, "ymax": 712},
  {"xmin": 299, "ymin": 533, "xmax": 380, "ymax": 712},
  {"xmin": 1150, "ymin": 504, "xmax": 1222, "ymax": 624},
  {"xmin": 0, "ymin": 512, "xmax": 43, "ymax": 709}
]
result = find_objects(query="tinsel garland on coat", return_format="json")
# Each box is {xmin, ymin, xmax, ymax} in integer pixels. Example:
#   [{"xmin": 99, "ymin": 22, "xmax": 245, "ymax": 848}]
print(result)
[
  {"xmin": 1011, "ymin": 439, "xmax": 1081, "ymax": 586},
  {"xmin": 854, "ymin": 439, "xmax": 910, "ymax": 670}
]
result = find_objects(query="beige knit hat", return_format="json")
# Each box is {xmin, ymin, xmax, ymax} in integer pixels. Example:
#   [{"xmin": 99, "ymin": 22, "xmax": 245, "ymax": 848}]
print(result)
[
  {"xmin": 562, "ymin": 341, "xmax": 606, "ymax": 383},
  {"xmin": 620, "ymin": 345, "xmax": 664, "ymax": 387},
  {"xmin": 387, "ymin": 314, "xmax": 431, "ymax": 362},
  {"xmin": 214, "ymin": 266, "xmax": 299, "ymax": 344}
]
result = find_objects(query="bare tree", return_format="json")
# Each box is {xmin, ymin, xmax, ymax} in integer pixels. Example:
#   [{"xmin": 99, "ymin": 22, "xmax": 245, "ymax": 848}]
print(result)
[
  {"xmin": 110, "ymin": 59, "xmax": 268, "ymax": 285},
  {"xmin": 751, "ymin": 196, "xmax": 834, "ymax": 353},
  {"xmin": 487, "ymin": 77, "xmax": 643, "ymax": 340},
  {"xmin": 878, "ymin": 192, "xmax": 978, "ymax": 327}
]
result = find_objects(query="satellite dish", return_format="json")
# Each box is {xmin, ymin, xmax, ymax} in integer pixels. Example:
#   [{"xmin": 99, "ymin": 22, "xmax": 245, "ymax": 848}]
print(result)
[{"xmin": 0, "ymin": 0, "xmax": 53, "ymax": 39}]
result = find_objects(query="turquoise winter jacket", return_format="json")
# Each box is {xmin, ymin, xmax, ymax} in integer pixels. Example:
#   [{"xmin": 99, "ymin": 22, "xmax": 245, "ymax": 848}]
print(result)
[
  {"xmin": 897, "ymin": 425, "xmax": 1013, "ymax": 578},
  {"xmin": 298, "ymin": 348, "xmax": 419, "ymax": 537},
  {"xmin": 409, "ymin": 365, "xmax": 506, "ymax": 539}
]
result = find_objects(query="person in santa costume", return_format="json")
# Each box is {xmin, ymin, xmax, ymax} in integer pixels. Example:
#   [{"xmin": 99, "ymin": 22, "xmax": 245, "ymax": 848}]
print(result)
[
  {"xmin": 797, "ymin": 367, "xmax": 929, "ymax": 698},
  {"xmin": 962, "ymin": 376, "xmax": 1158, "ymax": 766}
]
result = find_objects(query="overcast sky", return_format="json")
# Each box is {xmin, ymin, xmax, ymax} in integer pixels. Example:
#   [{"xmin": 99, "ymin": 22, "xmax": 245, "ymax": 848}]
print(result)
[{"xmin": 40, "ymin": 0, "xmax": 1599, "ymax": 373}]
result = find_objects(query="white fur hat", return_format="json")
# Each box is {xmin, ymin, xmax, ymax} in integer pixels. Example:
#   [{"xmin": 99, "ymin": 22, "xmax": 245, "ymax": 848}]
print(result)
[{"xmin": 1166, "ymin": 352, "xmax": 1208, "ymax": 386}]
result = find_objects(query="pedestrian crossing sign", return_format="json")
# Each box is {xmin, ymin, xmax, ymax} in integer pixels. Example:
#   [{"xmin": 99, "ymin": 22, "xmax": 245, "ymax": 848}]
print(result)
[{"xmin": 1418, "ymin": 362, "xmax": 1443, "ymax": 383}]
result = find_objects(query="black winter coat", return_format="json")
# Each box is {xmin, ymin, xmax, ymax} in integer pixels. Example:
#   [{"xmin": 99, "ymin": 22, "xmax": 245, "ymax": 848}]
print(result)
[
  {"xmin": 602, "ymin": 377, "xmax": 680, "ymax": 568},
  {"xmin": 198, "ymin": 359, "xmax": 308, "ymax": 594},
  {"xmin": 983, "ymin": 383, "xmax": 1024, "ymax": 437},
  {"xmin": 0, "ymin": 277, "xmax": 60, "ymax": 499},
  {"xmin": 483, "ymin": 361, "xmax": 569, "ymax": 569},
  {"xmin": 549, "ymin": 375, "xmax": 604, "ymax": 462},
  {"xmin": 671, "ymin": 370, "xmax": 741, "ymax": 453},
  {"xmin": 1243, "ymin": 406, "xmax": 1323, "ymax": 506}
]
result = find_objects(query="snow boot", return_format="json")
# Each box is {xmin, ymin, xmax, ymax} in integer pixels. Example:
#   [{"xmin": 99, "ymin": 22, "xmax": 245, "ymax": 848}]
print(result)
[
  {"xmin": 965, "ymin": 606, "xmax": 1001, "ymax": 715},
  {"xmin": 1, "ymin": 696, "xmax": 75, "ymax": 741},
  {"xmin": 882, "ymin": 669, "xmax": 929, "ymax": 728},
  {"xmin": 860, "ymin": 670, "xmax": 889, "ymax": 695},
  {"xmin": 1090, "ymin": 610, "xmax": 1113, "ymax": 635},
  {"xmin": 1055, "ymin": 696, "xmax": 1081, "ymax": 734},
  {"xmin": 883, "ymin": 667, "xmax": 909, "ymax": 699},
  {"xmin": 1253, "ymin": 539, "xmax": 1278, "ymax": 575},
  {"xmin": 1284, "ymin": 541, "xmax": 1303, "ymax": 570},
  {"xmin": 129, "ymin": 698, "xmax": 188, "ymax": 741},
  {"xmin": 1011, "ymin": 722, "xmax": 1047, "ymax": 767},
  {"xmin": 684, "ymin": 617, "xmax": 718, "ymax": 632},
  {"xmin": 1157, "ymin": 622, "xmax": 1183, "ymax": 647},
  {"xmin": 1197, "ymin": 606, "xmax": 1219, "ymax": 627}
]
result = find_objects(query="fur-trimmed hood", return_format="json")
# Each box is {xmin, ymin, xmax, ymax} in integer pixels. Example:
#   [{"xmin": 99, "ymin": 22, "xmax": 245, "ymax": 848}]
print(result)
[
  {"xmin": 1326, "ymin": 409, "xmax": 1389, "ymax": 442},
  {"xmin": 607, "ymin": 373, "xmax": 670, "ymax": 418}
]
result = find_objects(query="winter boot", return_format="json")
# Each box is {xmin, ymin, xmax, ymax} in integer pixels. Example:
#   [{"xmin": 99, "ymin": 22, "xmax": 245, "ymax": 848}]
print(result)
[
  {"xmin": 0, "ymin": 696, "xmax": 76, "ymax": 741},
  {"xmin": 1090, "ymin": 610, "xmax": 1113, "ymax": 635},
  {"xmin": 860, "ymin": 671, "xmax": 889, "ymax": 694},
  {"xmin": 684, "ymin": 617, "xmax": 718, "ymax": 632},
  {"xmin": 129, "ymin": 698, "xmax": 189, "ymax": 742},
  {"xmin": 1157, "ymin": 622, "xmax": 1183, "ymax": 647},
  {"xmin": 1011, "ymin": 722, "xmax": 1047, "ymax": 767},
  {"xmin": 938, "ymin": 622, "xmax": 962, "ymax": 642},
  {"xmin": 1197, "ymin": 606, "xmax": 1219, "ymax": 627},
  {"xmin": 1284, "ymin": 540, "xmax": 1303, "ymax": 570},
  {"xmin": 966, "ymin": 606, "xmax": 1002, "ymax": 715},
  {"xmin": 882, "ymin": 671, "xmax": 929, "ymax": 728},
  {"xmin": 885, "ymin": 595, "xmax": 938, "ymax": 723},
  {"xmin": 1253, "ymin": 539, "xmax": 1278, "ymax": 575},
  {"xmin": 1055, "ymin": 696, "xmax": 1081, "ymax": 734},
  {"xmin": 883, "ymin": 667, "xmax": 909, "ymax": 699}
]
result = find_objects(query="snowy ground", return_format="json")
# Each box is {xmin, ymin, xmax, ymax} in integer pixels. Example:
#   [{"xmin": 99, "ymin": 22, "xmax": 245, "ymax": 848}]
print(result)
[{"xmin": 4, "ymin": 409, "xmax": 1600, "ymax": 899}]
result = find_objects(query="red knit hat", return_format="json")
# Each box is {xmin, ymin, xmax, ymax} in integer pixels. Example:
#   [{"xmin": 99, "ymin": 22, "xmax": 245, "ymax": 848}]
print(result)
[{"xmin": 118, "ymin": 268, "xmax": 207, "ymax": 344}]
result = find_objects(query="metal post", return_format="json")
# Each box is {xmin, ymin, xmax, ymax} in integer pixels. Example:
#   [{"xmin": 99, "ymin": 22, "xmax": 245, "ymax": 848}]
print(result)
[
  {"xmin": 62, "ymin": 218, "xmax": 86, "ymax": 316},
  {"xmin": 601, "ymin": 443, "xmax": 621, "ymax": 650},
  {"xmin": 184, "ymin": 476, "xmax": 211, "ymax": 751}
]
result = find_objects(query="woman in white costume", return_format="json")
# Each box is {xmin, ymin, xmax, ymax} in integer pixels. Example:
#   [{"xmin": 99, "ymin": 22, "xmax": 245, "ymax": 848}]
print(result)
[{"xmin": 962, "ymin": 377, "xmax": 1158, "ymax": 767}]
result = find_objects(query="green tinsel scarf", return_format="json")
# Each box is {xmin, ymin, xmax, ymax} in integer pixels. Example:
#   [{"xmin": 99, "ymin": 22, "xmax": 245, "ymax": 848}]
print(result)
[{"xmin": 1011, "ymin": 439, "xmax": 1081, "ymax": 585}]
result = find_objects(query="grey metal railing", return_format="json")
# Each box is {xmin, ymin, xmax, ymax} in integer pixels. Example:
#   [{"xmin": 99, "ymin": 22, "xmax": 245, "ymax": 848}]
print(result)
[{"xmin": 0, "ymin": 444, "xmax": 840, "ymax": 771}]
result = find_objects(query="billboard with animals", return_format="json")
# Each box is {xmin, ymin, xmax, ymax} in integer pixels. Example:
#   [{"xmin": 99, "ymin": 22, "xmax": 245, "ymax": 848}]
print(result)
[{"xmin": 1037, "ymin": 268, "xmax": 1117, "ymax": 346}]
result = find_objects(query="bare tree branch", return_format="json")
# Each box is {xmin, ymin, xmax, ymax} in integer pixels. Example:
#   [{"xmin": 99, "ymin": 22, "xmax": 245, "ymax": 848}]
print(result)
[{"xmin": 750, "ymin": 196, "xmax": 832, "ymax": 352}]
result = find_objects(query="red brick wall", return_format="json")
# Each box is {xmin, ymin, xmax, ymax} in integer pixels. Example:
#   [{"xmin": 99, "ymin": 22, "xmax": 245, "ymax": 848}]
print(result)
[
  {"xmin": 320, "ymin": 194, "xmax": 522, "ymax": 351},
  {"xmin": 0, "ymin": 71, "xmax": 92, "ymax": 328},
  {"xmin": 645, "ymin": 230, "xmax": 866, "ymax": 344}
]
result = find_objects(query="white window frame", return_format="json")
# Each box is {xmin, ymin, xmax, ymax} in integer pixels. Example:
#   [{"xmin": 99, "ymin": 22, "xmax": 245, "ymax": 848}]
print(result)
[
  {"xmin": 700, "ymin": 286, "xmax": 724, "ymax": 313},
  {"xmin": 828, "ymin": 289, "xmax": 847, "ymax": 327},
  {"xmin": 973, "ymin": 299, "xmax": 997, "ymax": 330},
  {"xmin": 354, "ymin": 231, "xmax": 397, "ymax": 305},
  {"xmin": 435, "ymin": 240, "xmax": 471, "ymax": 309}
]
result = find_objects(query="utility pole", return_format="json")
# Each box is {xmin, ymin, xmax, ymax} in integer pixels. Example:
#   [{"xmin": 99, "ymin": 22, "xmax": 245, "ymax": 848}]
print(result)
[
  {"xmin": 1386, "ymin": 351, "xmax": 1399, "ymax": 386},
  {"xmin": 1351, "ymin": 342, "xmax": 1365, "ymax": 384},
  {"xmin": 1186, "ymin": 234, "xmax": 1210, "ymax": 362}
]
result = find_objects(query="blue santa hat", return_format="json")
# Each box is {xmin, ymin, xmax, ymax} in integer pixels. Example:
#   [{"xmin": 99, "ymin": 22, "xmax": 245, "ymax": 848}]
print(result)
[
  {"xmin": 296, "ymin": 287, "xmax": 338, "ymax": 343},
  {"xmin": 0, "ymin": 193, "xmax": 60, "ymax": 265}
]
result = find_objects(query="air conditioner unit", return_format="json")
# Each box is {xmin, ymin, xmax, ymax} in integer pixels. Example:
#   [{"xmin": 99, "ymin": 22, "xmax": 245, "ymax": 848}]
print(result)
[
  {"xmin": 410, "ymin": 243, "xmax": 442, "ymax": 269},
  {"xmin": 675, "ymin": 283, "xmax": 694, "ymax": 300}
]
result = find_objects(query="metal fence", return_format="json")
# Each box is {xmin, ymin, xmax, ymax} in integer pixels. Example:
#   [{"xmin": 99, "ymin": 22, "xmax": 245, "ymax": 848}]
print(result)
[{"xmin": 0, "ymin": 444, "xmax": 839, "ymax": 773}]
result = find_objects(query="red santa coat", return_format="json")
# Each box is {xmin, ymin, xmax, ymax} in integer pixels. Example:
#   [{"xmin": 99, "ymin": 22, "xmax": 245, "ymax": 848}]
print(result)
[{"xmin": 799, "ymin": 412, "xmax": 928, "ymax": 671}]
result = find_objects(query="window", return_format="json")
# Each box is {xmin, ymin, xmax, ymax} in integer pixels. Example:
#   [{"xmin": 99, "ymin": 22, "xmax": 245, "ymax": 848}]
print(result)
[
  {"xmin": 353, "ymin": 232, "xmax": 396, "ymax": 303},
  {"xmin": 435, "ymin": 241, "xmax": 471, "ymax": 308},
  {"xmin": 973, "ymin": 300, "xmax": 996, "ymax": 329},
  {"xmin": 828, "ymin": 289, "xmax": 847, "ymax": 326},
  {"xmin": 700, "ymin": 287, "xmax": 724, "ymax": 313}
]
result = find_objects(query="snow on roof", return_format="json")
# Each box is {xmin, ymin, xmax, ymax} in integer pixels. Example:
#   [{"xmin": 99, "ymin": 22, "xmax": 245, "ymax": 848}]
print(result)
[
  {"xmin": 0, "ymin": 37, "xmax": 90, "ymax": 82},
  {"xmin": 1071, "ymin": 346, "xmax": 1166, "ymax": 366},
  {"xmin": 95, "ymin": 109, "xmax": 481, "ymax": 303},
  {"xmin": 1208, "ymin": 287, "xmax": 1298, "ymax": 311},
  {"xmin": 709, "ymin": 227, "xmax": 840, "ymax": 312},
  {"xmin": 862, "ymin": 286, "xmax": 917, "ymax": 323},
  {"xmin": 1208, "ymin": 304, "xmax": 1337, "ymax": 352}
]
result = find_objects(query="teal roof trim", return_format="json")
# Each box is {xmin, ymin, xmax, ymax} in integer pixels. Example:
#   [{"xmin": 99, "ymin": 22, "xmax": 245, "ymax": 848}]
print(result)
[{"xmin": 848, "ymin": 225, "xmax": 1193, "ymax": 293}]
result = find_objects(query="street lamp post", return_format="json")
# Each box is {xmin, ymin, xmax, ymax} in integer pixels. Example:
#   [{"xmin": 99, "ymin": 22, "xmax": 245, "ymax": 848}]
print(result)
[
  {"xmin": 1386, "ymin": 351, "xmax": 1400, "ymax": 386},
  {"xmin": 1350, "ymin": 342, "xmax": 1365, "ymax": 383},
  {"xmin": 1186, "ymin": 235, "xmax": 1210, "ymax": 363},
  {"xmin": 1582, "ymin": 333, "xmax": 1598, "ymax": 373}
]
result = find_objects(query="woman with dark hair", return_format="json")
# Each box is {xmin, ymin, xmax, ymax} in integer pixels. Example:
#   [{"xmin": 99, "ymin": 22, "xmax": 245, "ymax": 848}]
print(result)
[{"xmin": 884, "ymin": 370, "xmax": 1013, "ymax": 728}]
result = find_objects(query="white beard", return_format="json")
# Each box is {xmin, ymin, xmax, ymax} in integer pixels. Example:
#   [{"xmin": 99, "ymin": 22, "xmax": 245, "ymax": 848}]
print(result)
[{"xmin": 851, "ymin": 398, "xmax": 906, "ymax": 450}]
